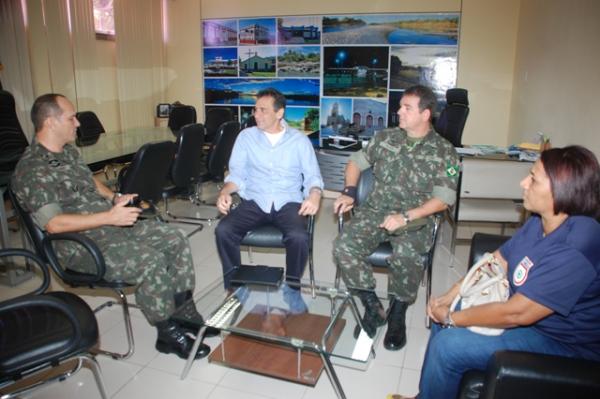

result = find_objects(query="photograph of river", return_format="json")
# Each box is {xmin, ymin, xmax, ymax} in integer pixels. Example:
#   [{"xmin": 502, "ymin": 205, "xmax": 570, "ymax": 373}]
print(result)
[
  {"xmin": 204, "ymin": 78, "xmax": 320, "ymax": 107},
  {"xmin": 323, "ymin": 14, "xmax": 459, "ymax": 45},
  {"xmin": 390, "ymin": 46, "xmax": 457, "ymax": 93}
]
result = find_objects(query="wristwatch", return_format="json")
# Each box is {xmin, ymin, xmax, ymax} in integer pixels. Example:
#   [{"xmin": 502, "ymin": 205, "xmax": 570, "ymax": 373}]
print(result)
[
  {"xmin": 402, "ymin": 211, "xmax": 411, "ymax": 224},
  {"xmin": 112, "ymin": 192, "xmax": 123, "ymax": 204},
  {"xmin": 443, "ymin": 312, "xmax": 456, "ymax": 328}
]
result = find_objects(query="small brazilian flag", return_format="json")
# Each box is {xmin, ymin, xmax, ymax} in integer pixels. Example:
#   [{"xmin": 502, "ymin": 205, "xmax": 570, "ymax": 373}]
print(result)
[{"xmin": 446, "ymin": 162, "xmax": 459, "ymax": 177}]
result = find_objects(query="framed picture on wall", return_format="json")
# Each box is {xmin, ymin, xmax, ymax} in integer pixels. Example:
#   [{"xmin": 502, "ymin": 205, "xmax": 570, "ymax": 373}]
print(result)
[{"xmin": 157, "ymin": 103, "xmax": 171, "ymax": 118}]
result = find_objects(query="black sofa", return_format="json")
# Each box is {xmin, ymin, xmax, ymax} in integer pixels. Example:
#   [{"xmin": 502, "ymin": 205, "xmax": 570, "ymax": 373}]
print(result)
[{"xmin": 458, "ymin": 233, "xmax": 600, "ymax": 399}]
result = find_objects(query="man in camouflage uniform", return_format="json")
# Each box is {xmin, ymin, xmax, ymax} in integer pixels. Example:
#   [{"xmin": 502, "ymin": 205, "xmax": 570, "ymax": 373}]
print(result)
[
  {"xmin": 333, "ymin": 85, "xmax": 459, "ymax": 351},
  {"xmin": 11, "ymin": 93, "xmax": 210, "ymax": 360}
]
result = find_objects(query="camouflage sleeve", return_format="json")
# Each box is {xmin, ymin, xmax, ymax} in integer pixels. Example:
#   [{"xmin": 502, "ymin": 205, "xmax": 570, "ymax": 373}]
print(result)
[
  {"xmin": 348, "ymin": 130, "xmax": 386, "ymax": 171},
  {"xmin": 431, "ymin": 143, "xmax": 460, "ymax": 206},
  {"xmin": 12, "ymin": 165, "xmax": 64, "ymax": 229}
]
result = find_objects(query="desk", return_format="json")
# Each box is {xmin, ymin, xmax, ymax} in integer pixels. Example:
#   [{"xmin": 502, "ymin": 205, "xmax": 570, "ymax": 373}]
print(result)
[
  {"xmin": 458, "ymin": 155, "xmax": 532, "ymax": 221},
  {"xmin": 78, "ymin": 126, "xmax": 173, "ymax": 171}
]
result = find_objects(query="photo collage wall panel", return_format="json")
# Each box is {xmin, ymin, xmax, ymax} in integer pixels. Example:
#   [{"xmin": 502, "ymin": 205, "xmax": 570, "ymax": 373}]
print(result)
[{"xmin": 202, "ymin": 13, "xmax": 460, "ymax": 149}]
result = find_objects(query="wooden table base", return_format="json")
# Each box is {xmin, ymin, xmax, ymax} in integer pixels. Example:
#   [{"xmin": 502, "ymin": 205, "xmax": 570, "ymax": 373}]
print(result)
[{"xmin": 208, "ymin": 306, "xmax": 345, "ymax": 386}]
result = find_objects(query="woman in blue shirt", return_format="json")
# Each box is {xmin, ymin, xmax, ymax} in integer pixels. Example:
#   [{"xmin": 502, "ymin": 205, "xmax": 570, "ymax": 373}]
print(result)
[{"xmin": 390, "ymin": 145, "xmax": 600, "ymax": 399}]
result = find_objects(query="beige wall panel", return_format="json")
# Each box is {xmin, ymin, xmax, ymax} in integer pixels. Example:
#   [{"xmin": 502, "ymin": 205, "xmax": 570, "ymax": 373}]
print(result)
[
  {"xmin": 92, "ymin": 40, "xmax": 121, "ymax": 133},
  {"xmin": 200, "ymin": 0, "xmax": 460, "ymax": 18},
  {"xmin": 457, "ymin": 0, "xmax": 520, "ymax": 146},
  {"xmin": 42, "ymin": 0, "xmax": 76, "ymax": 100},
  {"xmin": 26, "ymin": 0, "xmax": 53, "ymax": 96},
  {"xmin": 165, "ymin": 0, "xmax": 204, "ymax": 119},
  {"xmin": 509, "ymin": 0, "xmax": 600, "ymax": 156}
]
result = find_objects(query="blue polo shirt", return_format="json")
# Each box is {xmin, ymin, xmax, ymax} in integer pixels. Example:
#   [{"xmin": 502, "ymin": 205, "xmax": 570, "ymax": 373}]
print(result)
[{"xmin": 499, "ymin": 215, "xmax": 600, "ymax": 361}]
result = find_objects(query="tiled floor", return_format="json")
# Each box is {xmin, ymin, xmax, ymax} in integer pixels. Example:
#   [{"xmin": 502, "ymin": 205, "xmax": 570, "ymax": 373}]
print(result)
[{"xmin": 1, "ymin": 193, "xmax": 510, "ymax": 399}]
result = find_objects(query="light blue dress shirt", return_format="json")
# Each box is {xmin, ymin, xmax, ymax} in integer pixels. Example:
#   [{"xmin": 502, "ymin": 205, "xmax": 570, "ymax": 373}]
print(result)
[{"xmin": 225, "ymin": 120, "xmax": 324, "ymax": 213}]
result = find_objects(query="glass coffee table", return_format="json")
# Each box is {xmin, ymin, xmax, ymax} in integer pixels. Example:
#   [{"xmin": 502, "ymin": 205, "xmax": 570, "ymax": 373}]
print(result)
[{"xmin": 176, "ymin": 277, "xmax": 387, "ymax": 399}]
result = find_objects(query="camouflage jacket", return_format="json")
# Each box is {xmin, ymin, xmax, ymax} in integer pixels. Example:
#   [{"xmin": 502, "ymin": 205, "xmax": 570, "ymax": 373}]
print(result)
[
  {"xmin": 349, "ymin": 127, "xmax": 459, "ymax": 214},
  {"xmin": 11, "ymin": 141, "xmax": 121, "ymax": 244}
]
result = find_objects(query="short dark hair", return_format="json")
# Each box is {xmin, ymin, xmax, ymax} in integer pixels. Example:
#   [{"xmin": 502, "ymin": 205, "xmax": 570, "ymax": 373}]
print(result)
[
  {"xmin": 256, "ymin": 88, "xmax": 286, "ymax": 111},
  {"xmin": 403, "ymin": 85, "xmax": 437, "ymax": 119},
  {"xmin": 31, "ymin": 93, "xmax": 66, "ymax": 132},
  {"xmin": 541, "ymin": 145, "xmax": 600, "ymax": 218}
]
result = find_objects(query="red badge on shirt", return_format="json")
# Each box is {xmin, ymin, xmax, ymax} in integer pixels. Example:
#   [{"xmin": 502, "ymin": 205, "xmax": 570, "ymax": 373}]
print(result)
[{"xmin": 513, "ymin": 256, "xmax": 534, "ymax": 286}]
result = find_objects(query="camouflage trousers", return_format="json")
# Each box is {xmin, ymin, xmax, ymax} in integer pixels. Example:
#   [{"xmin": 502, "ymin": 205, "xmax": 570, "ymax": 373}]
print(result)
[
  {"xmin": 71, "ymin": 219, "xmax": 195, "ymax": 324},
  {"xmin": 333, "ymin": 206, "xmax": 433, "ymax": 303}
]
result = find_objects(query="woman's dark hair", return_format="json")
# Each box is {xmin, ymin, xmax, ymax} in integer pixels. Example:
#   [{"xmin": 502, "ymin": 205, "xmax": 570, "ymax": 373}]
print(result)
[{"xmin": 541, "ymin": 145, "xmax": 600, "ymax": 218}]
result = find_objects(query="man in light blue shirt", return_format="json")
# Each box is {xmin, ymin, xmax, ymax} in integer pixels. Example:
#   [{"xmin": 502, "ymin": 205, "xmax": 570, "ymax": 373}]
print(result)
[{"xmin": 215, "ymin": 88, "xmax": 323, "ymax": 310}]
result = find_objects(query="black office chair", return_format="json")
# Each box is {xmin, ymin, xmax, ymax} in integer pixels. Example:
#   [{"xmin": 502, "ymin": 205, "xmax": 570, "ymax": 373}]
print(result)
[
  {"xmin": 0, "ymin": 248, "xmax": 108, "ymax": 399},
  {"xmin": 75, "ymin": 111, "xmax": 105, "ymax": 146},
  {"xmin": 458, "ymin": 233, "xmax": 600, "ymax": 399},
  {"xmin": 334, "ymin": 168, "xmax": 442, "ymax": 328},
  {"xmin": 204, "ymin": 107, "xmax": 233, "ymax": 143},
  {"xmin": 168, "ymin": 104, "xmax": 197, "ymax": 137},
  {"xmin": 240, "ymin": 213, "xmax": 317, "ymax": 298},
  {"xmin": 193, "ymin": 121, "xmax": 241, "ymax": 222},
  {"xmin": 434, "ymin": 88, "xmax": 469, "ymax": 147},
  {"xmin": 161, "ymin": 123, "xmax": 207, "ymax": 236},
  {"xmin": 241, "ymin": 114, "xmax": 257, "ymax": 130},
  {"xmin": 9, "ymin": 188, "xmax": 136, "ymax": 360},
  {"xmin": 117, "ymin": 140, "xmax": 177, "ymax": 215}
]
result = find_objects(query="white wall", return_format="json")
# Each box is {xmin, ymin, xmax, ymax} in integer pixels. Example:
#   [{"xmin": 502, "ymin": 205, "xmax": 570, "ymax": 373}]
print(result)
[{"xmin": 509, "ymin": 0, "xmax": 600, "ymax": 156}]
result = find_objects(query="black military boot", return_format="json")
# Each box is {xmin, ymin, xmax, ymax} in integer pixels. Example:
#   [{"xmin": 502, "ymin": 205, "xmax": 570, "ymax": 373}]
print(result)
[
  {"xmin": 384, "ymin": 298, "xmax": 409, "ymax": 351},
  {"xmin": 172, "ymin": 290, "xmax": 220, "ymax": 338},
  {"xmin": 353, "ymin": 290, "xmax": 387, "ymax": 338},
  {"xmin": 155, "ymin": 319, "xmax": 211, "ymax": 359}
]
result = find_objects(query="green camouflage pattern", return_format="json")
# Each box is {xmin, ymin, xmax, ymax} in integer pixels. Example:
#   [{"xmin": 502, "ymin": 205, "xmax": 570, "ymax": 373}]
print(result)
[
  {"xmin": 12, "ymin": 141, "xmax": 195, "ymax": 323},
  {"xmin": 333, "ymin": 128, "xmax": 458, "ymax": 302}
]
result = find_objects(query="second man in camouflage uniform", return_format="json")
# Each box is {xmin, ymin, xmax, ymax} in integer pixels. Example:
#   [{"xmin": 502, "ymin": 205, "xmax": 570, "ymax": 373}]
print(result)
[{"xmin": 333, "ymin": 85, "xmax": 459, "ymax": 350}]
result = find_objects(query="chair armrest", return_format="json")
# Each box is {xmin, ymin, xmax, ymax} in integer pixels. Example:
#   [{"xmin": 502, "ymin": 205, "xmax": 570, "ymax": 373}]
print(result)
[
  {"xmin": 458, "ymin": 370, "xmax": 485, "ymax": 399},
  {"xmin": 0, "ymin": 249, "xmax": 50, "ymax": 295},
  {"xmin": 41, "ymin": 233, "xmax": 106, "ymax": 284},
  {"xmin": 479, "ymin": 351, "xmax": 600, "ymax": 399}
]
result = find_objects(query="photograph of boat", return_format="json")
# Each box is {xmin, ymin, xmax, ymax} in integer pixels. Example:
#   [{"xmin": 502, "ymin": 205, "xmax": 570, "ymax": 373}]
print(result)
[{"xmin": 204, "ymin": 48, "xmax": 238, "ymax": 77}]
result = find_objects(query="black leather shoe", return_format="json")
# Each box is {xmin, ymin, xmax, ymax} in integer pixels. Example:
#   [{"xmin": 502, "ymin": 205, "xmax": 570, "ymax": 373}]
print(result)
[
  {"xmin": 353, "ymin": 290, "xmax": 387, "ymax": 338},
  {"xmin": 384, "ymin": 299, "xmax": 408, "ymax": 351},
  {"xmin": 155, "ymin": 319, "xmax": 211, "ymax": 359},
  {"xmin": 172, "ymin": 291, "xmax": 220, "ymax": 337}
]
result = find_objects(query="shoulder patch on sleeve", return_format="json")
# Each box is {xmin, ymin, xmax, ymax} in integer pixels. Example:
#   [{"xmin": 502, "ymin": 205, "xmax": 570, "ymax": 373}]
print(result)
[{"xmin": 446, "ymin": 162, "xmax": 459, "ymax": 177}]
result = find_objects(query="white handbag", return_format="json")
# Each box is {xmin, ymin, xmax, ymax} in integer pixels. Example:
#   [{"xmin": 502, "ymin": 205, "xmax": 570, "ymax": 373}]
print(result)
[{"xmin": 450, "ymin": 252, "xmax": 509, "ymax": 336}]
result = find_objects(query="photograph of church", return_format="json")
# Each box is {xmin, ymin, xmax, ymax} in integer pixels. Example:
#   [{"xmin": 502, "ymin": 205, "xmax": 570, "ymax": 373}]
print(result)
[{"xmin": 239, "ymin": 47, "xmax": 276, "ymax": 77}]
